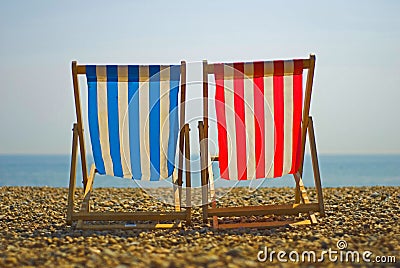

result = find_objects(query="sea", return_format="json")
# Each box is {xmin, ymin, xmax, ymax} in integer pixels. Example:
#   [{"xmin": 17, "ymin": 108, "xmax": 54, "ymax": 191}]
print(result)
[{"xmin": 0, "ymin": 154, "xmax": 399, "ymax": 188}]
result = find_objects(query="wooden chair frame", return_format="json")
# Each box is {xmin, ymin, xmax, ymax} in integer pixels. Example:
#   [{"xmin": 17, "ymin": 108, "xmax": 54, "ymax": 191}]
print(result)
[
  {"xmin": 199, "ymin": 54, "xmax": 325, "ymax": 229},
  {"xmin": 66, "ymin": 61, "xmax": 191, "ymax": 229}
]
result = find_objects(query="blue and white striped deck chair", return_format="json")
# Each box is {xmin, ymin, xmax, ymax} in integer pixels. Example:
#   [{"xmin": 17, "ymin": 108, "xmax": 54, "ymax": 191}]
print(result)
[{"xmin": 67, "ymin": 61, "xmax": 191, "ymax": 229}]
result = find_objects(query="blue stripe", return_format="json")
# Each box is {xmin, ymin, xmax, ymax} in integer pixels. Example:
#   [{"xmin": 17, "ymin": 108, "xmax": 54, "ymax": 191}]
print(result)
[
  {"xmin": 170, "ymin": 65, "xmax": 181, "ymax": 81},
  {"xmin": 167, "ymin": 65, "xmax": 180, "ymax": 176},
  {"xmin": 86, "ymin": 66, "xmax": 105, "ymax": 174},
  {"xmin": 128, "ymin": 66, "xmax": 141, "ymax": 179},
  {"xmin": 106, "ymin": 66, "xmax": 123, "ymax": 177},
  {"xmin": 149, "ymin": 66, "xmax": 161, "ymax": 181}
]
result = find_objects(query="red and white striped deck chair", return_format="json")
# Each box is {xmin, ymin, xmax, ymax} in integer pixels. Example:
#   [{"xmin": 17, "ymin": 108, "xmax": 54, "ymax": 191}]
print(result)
[
  {"xmin": 67, "ymin": 61, "xmax": 191, "ymax": 229},
  {"xmin": 199, "ymin": 54, "xmax": 325, "ymax": 228}
]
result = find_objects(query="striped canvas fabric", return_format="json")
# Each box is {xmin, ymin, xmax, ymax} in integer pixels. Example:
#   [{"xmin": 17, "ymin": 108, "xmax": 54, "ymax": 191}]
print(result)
[
  {"xmin": 213, "ymin": 60, "xmax": 304, "ymax": 180},
  {"xmin": 86, "ymin": 65, "xmax": 181, "ymax": 181}
]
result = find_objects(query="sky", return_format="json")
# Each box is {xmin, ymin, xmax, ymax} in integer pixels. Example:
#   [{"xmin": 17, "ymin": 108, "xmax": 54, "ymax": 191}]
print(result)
[{"xmin": 0, "ymin": 0, "xmax": 399, "ymax": 155}]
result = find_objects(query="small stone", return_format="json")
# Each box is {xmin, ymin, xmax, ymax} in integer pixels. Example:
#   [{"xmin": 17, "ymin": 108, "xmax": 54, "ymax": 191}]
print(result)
[
  {"xmin": 226, "ymin": 249, "xmax": 241, "ymax": 257},
  {"xmin": 102, "ymin": 248, "xmax": 117, "ymax": 257},
  {"xmin": 88, "ymin": 247, "xmax": 101, "ymax": 254},
  {"xmin": 320, "ymin": 241, "xmax": 328, "ymax": 249},
  {"xmin": 199, "ymin": 227, "xmax": 207, "ymax": 234},
  {"xmin": 5, "ymin": 257, "xmax": 18, "ymax": 265},
  {"xmin": 370, "ymin": 192, "xmax": 380, "ymax": 198}
]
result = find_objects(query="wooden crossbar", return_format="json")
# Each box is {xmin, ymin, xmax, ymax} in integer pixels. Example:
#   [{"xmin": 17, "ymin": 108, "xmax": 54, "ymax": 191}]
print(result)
[
  {"xmin": 79, "ymin": 222, "xmax": 182, "ymax": 230},
  {"xmin": 207, "ymin": 203, "xmax": 320, "ymax": 217},
  {"xmin": 72, "ymin": 211, "xmax": 187, "ymax": 221},
  {"xmin": 206, "ymin": 59, "xmax": 312, "ymax": 75},
  {"xmin": 218, "ymin": 220, "xmax": 312, "ymax": 229}
]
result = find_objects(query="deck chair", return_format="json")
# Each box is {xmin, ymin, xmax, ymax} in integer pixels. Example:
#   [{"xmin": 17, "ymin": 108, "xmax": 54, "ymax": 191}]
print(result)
[
  {"xmin": 199, "ymin": 54, "xmax": 325, "ymax": 228},
  {"xmin": 67, "ymin": 61, "xmax": 192, "ymax": 229}
]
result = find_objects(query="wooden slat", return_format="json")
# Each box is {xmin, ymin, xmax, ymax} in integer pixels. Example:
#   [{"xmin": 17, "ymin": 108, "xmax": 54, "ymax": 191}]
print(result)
[
  {"xmin": 79, "ymin": 222, "xmax": 182, "ymax": 230},
  {"xmin": 72, "ymin": 211, "xmax": 188, "ymax": 221},
  {"xmin": 207, "ymin": 203, "xmax": 320, "ymax": 217},
  {"xmin": 206, "ymin": 59, "xmax": 311, "ymax": 75},
  {"xmin": 217, "ymin": 219, "xmax": 312, "ymax": 229},
  {"xmin": 77, "ymin": 64, "xmax": 180, "ymax": 75},
  {"xmin": 76, "ymin": 65, "xmax": 86, "ymax": 74}
]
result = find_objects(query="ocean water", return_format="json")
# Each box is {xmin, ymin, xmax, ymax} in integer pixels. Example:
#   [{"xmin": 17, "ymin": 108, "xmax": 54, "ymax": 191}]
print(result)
[{"xmin": 0, "ymin": 154, "xmax": 399, "ymax": 188}]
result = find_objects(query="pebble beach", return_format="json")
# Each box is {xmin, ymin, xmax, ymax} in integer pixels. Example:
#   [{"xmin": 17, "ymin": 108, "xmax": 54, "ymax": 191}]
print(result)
[{"xmin": 0, "ymin": 186, "xmax": 399, "ymax": 267}]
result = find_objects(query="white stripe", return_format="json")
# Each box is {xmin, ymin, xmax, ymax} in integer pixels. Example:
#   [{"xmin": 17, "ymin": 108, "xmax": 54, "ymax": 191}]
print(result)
[
  {"xmin": 282, "ymin": 61, "xmax": 294, "ymax": 175},
  {"xmin": 139, "ymin": 66, "xmax": 151, "ymax": 181},
  {"xmin": 243, "ymin": 63, "xmax": 256, "ymax": 180},
  {"xmin": 263, "ymin": 62, "xmax": 274, "ymax": 178},
  {"xmin": 224, "ymin": 65, "xmax": 238, "ymax": 180},
  {"xmin": 96, "ymin": 66, "xmax": 114, "ymax": 176},
  {"xmin": 159, "ymin": 66, "xmax": 170, "ymax": 180},
  {"xmin": 118, "ymin": 66, "xmax": 132, "ymax": 178}
]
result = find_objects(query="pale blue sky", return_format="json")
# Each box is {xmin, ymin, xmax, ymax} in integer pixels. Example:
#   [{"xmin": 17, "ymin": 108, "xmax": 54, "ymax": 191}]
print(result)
[{"xmin": 0, "ymin": 1, "xmax": 399, "ymax": 154}]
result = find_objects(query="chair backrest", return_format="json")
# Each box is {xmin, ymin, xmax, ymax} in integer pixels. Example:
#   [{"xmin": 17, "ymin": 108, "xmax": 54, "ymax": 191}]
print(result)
[
  {"xmin": 74, "ymin": 63, "xmax": 186, "ymax": 181},
  {"xmin": 203, "ymin": 55, "xmax": 315, "ymax": 180}
]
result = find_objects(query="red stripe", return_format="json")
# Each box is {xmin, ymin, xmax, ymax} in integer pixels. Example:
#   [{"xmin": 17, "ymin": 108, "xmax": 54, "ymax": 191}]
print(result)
[
  {"xmin": 253, "ymin": 62, "xmax": 265, "ymax": 178},
  {"xmin": 290, "ymin": 60, "xmax": 303, "ymax": 173},
  {"xmin": 214, "ymin": 64, "xmax": 229, "ymax": 179},
  {"xmin": 233, "ymin": 63, "xmax": 247, "ymax": 180},
  {"xmin": 273, "ymin": 61, "xmax": 284, "ymax": 177}
]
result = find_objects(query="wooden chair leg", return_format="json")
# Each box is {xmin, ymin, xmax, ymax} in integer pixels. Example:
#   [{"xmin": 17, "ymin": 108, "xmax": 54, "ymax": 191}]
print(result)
[
  {"xmin": 173, "ymin": 170, "xmax": 181, "ymax": 212},
  {"xmin": 174, "ymin": 126, "xmax": 185, "ymax": 212},
  {"xmin": 294, "ymin": 179, "xmax": 301, "ymax": 204},
  {"xmin": 308, "ymin": 117, "xmax": 325, "ymax": 216},
  {"xmin": 294, "ymin": 172, "xmax": 318, "ymax": 224},
  {"xmin": 207, "ymin": 161, "xmax": 218, "ymax": 228},
  {"xmin": 198, "ymin": 121, "xmax": 209, "ymax": 223},
  {"xmin": 184, "ymin": 124, "xmax": 192, "ymax": 225},
  {"xmin": 67, "ymin": 124, "xmax": 79, "ymax": 225},
  {"xmin": 178, "ymin": 127, "xmax": 185, "ymax": 210}
]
